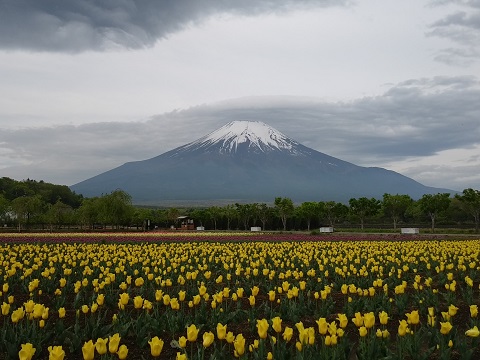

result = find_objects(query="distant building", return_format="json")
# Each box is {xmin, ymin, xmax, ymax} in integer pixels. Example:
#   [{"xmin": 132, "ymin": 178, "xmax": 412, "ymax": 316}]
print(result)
[{"xmin": 177, "ymin": 216, "xmax": 195, "ymax": 230}]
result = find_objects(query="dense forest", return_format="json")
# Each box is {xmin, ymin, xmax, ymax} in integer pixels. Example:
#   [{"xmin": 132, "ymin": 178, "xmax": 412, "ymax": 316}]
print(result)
[{"xmin": 0, "ymin": 177, "xmax": 479, "ymax": 233}]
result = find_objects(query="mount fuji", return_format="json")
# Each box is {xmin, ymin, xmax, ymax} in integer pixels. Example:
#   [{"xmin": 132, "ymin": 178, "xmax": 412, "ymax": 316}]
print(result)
[{"xmin": 70, "ymin": 121, "xmax": 452, "ymax": 205}]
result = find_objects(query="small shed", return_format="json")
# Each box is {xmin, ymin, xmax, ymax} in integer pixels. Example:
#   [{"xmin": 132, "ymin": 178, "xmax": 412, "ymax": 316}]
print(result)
[{"xmin": 177, "ymin": 216, "xmax": 195, "ymax": 230}]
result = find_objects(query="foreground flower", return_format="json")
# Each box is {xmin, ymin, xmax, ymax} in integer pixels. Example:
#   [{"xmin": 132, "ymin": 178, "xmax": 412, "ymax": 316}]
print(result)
[
  {"xmin": 203, "ymin": 331, "xmax": 215, "ymax": 348},
  {"xmin": 257, "ymin": 318, "xmax": 269, "ymax": 339},
  {"xmin": 406, "ymin": 310, "xmax": 420, "ymax": 325},
  {"xmin": 48, "ymin": 346, "xmax": 65, "ymax": 360},
  {"xmin": 234, "ymin": 334, "xmax": 246, "ymax": 357},
  {"xmin": 217, "ymin": 323, "xmax": 227, "ymax": 340},
  {"xmin": 364, "ymin": 312, "xmax": 375, "ymax": 329},
  {"xmin": 117, "ymin": 344, "xmax": 128, "ymax": 360},
  {"xmin": 337, "ymin": 313, "xmax": 348, "ymax": 328},
  {"xmin": 19, "ymin": 343, "xmax": 36, "ymax": 360},
  {"xmin": 149, "ymin": 336, "xmax": 164, "ymax": 357},
  {"xmin": 95, "ymin": 338, "xmax": 108, "ymax": 355},
  {"xmin": 267, "ymin": 317, "xmax": 280, "ymax": 335},
  {"xmin": 379, "ymin": 311, "xmax": 389, "ymax": 325},
  {"xmin": 82, "ymin": 341, "xmax": 95, "ymax": 360},
  {"xmin": 316, "ymin": 317, "xmax": 328, "ymax": 335},
  {"xmin": 440, "ymin": 321, "xmax": 453, "ymax": 335},
  {"xmin": 465, "ymin": 326, "xmax": 480, "ymax": 337},
  {"xmin": 187, "ymin": 324, "xmax": 199, "ymax": 342},
  {"xmin": 109, "ymin": 333, "xmax": 121, "ymax": 353},
  {"xmin": 398, "ymin": 320, "xmax": 409, "ymax": 336},
  {"xmin": 470, "ymin": 305, "xmax": 478, "ymax": 318}
]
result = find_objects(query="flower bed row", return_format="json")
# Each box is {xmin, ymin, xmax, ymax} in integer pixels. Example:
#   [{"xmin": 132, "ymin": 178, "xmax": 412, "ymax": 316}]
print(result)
[{"xmin": 0, "ymin": 235, "xmax": 479, "ymax": 359}]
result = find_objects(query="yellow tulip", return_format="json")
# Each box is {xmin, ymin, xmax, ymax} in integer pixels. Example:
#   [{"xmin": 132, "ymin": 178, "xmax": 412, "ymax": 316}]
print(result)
[
  {"xmin": 352, "ymin": 312, "xmax": 364, "ymax": 327},
  {"xmin": 119, "ymin": 293, "xmax": 129, "ymax": 306},
  {"xmin": 217, "ymin": 323, "xmax": 227, "ymax": 340},
  {"xmin": 359, "ymin": 326, "xmax": 368, "ymax": 337},
  {"xmin": 272, "ymin": 316, "xmax": 282, "ymax": 333},
  {"xmin": 470, "ymin": 305, "xmax": 478, "ymax": 318},
  {"xmin": 379, "ymin": 311, "xmax": 389, "ymax": 325},
  {"xmin": 178, "ymin": 336, "xmax": 187, "ymax": 348},
  {"xmin": 336, "ymin": 313, "xmax": 348, "ymax": 328},
  {"xmin": 440, "ymin": 321, "xmax": 453, "ymax": 335},
  {"xmin": 187, "ymin": 324, "xmax": 199, "ymax": 342},
  {"xmin": 226, "ymin": 331, "xmax": 235, "ymax": 344},
  {"xmin": 316, "ymin": 317, "xmax": 328, "ymax": 335},
  {"xmin": 33, "ymin": 303, "xmax": 45, "ymax": 318},
  {"xmin": 117, "ymin": 344, "xmax": 128, "ymax": 360},
  {"xmin": 203, "ymin": 331, "xmax": 215, "ymax": 348},
  {"xmin": 406, "ymin": 310, "xmax": 420, "ymax": 325},
  {"xmin": 24, "ymin": 300, "xmax": 35, "ymax": 313},
  {"xmin": 1, "ymin": 302, "xmax": 10, "ymax": 316},
  {"xmin": 48, "ymin": 345, "xmax": 65, "ymax": 360},
  {"xmin": 398, "ymin": 320, "xmax": 409, "ymax": 336},
  {"xmin": 148, "ymin": 336, "xmax": 164, "ymax": 357},
  {"xmin": 95, "ymin": 338, "xmax": 108, "ymax": 355},
  {"xmin": 268, "ymin": 290, "xmax": 276, "ymax": 302},
  {"xmin": 448, "ymin": 304, "xmax": 458, "ymax": 317},
  {"xmin": 58, "ymin": 307, "xmax": 66, "ymax": 319},
  {"xmin": 19, "ymin": 343, "xmax": 36, "ymax": 360},
  {"xmin": 248, "ymin": 295, "xmax": 255, "ymax": 306},
  {"xmin": 176, "ymin": 352, "xmax": 187, "ymax": 360},
  {"xmin": 11, "ymin": 307, "xmax": 25, "ymax": 323},
  {"xmin": 82, "ymin": 340, "xmax": 95, "ymax": 360},
  {"xmin": 364, "ymin": 312, "xmax": 375, "ymax": 329},
  {"xmin": 109, "ymin": 333, "xmax": 121, "ymax": 353},
  {"xmin": 234, "ymin": 334, "xmax": 246, "ymax": 357},
  {"xmin": 96, "ymin": 294, "xmax": 105, "ymax": 305},
  {"xmin": 257, "ymin": 318, "xmax": 269, "ymax": 339},
  {"xmin": 465, "ymin": 326, "xmax": 480, "ymax": 337}
]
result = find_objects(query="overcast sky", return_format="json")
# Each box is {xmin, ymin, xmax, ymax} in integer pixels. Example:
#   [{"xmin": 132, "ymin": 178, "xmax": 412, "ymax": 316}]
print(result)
[{"xmin": 1, "ymin": 0, "xmax": 479, "ymax": 192}]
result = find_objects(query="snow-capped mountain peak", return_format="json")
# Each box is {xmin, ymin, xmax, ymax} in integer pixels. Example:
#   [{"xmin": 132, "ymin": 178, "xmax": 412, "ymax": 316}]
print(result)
[{"xmin": 175, "ymin": 121, "xmax": 305, "ymax": 155}]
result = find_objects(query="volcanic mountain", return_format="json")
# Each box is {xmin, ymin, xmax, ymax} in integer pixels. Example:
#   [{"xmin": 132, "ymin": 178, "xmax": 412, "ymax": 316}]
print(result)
[{"xmin": 71, "ymin": 121, "xmax": 452, "ymax": 205}]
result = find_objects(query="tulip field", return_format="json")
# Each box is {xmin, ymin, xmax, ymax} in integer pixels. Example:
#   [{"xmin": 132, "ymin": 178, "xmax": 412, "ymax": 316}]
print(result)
[{"xmin": 1, "ymin": 232, "xmax": 480, "ymax": 359}]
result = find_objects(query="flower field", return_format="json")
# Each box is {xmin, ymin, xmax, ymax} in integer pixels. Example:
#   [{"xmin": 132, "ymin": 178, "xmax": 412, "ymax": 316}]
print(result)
[{"xmin": 0, "ymin": 233, "xmax": 480, "ymax": 359}]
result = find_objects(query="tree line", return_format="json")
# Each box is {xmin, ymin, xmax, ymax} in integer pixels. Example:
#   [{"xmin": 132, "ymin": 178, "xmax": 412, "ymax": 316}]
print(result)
[{"xmin": 1, "ymin": 177, "xmax": 479, "ymax": 233}]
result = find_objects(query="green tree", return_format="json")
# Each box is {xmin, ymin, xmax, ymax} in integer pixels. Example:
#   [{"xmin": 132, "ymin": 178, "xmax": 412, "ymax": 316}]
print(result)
[
  {"xmin": 349, "ymin": 197, "xmax": 381, "ymax": 230},
  {"xmin": 235, "ymin": 203, "xmax": 252, "ymax": 230},
  {"xmin": 167, "ymin": 208, "xmax": 180, "ymax": 229},
  {"xmin": 258, "ymin": 203, "xmax": 272, "ymax": 231},
  {"xmin": 190, "ymin": 209, "xmax": 208, "ymax": 228},
  {"xmin": 98, "ymin": 190, "xmax": 134, "ymax": 229},
  {"xmin": 45, "ymin": 200, "xmax": 73, "ymax": 231},
  {"xmin": 418, "ymin": 193, "xmax": 451, "ymax": 233},
  {"xmin": 10, "ymin": 195, "xmax": 44, "ymax": 231},
  {"xmin": 222, "ymin": 204, "xmax": 237, "ymax": 230},
  {"xmin": 77, "ymin": 197, "xmax": 102, "ymax": 229},
  {"xmin": 0, "ymin": 194, "xmax": 10, "ymax": 225},
  {"xmin": 323, "ymin": 201, "xmax": 348, "ymax": 228},
  {"xmin": 274, "ymin": 197, "xmax": 295, "ymax": 231},
  {"xmin": 455, "ymin": 188, "xmax": 480, "ymax": 233},
  {"xmin": 382, "ymin": 194, "xmax": 413, "ymax": 230},
  {"xmin": 207, "ymin": 206, "xmax": 223, "ymax": 230},
  {"xmin": 297, "ymin": 202, "xmax": 320, "ymax": 231}
]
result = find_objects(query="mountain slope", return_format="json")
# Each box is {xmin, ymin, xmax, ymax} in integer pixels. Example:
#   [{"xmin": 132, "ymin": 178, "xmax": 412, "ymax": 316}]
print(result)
[{"xmin": 70, "ymin": 121, "xmax": 453, "ymax": 204}]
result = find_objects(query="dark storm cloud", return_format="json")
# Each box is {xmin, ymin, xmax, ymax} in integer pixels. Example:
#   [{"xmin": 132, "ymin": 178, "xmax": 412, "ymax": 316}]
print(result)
[
  {"xmin": 0, "ymin": 0, "xmax": 349, "ymax": 52},
  {"xmin": 429, "ymin": 0, "xmax": 480, "ymax": 64}
]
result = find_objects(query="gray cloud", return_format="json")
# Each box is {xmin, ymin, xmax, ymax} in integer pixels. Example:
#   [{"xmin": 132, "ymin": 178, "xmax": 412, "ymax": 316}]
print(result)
[
  {"xmin": 0, "ymin": 0, "xmax": 349, "ymax": 52},
  {"xmin": 428, "ymin": 1, "xmax": 480, "ymax": 64},
  {"xmin": 0, "ymin": 76, "xmax": 479, "ymax": 191}
]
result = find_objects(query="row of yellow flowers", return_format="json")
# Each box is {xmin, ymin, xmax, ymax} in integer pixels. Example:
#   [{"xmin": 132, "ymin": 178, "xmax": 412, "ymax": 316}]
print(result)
[{"xmin": 0, "ymin": 236, "xmax": 480, "ymax": 358}]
